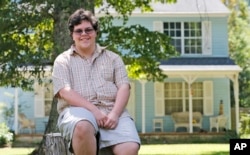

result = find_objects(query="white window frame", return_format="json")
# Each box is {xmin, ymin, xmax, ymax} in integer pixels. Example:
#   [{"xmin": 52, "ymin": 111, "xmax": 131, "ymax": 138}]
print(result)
[
  {"xmin": 154, "ymin": 81, "xmax": 213, "ymax": 116},
  {"xmin": 185, "ymin": 82, "xmax": 204, "ymax": 113},
  {"xmin": 153, "ymin": 21, "xmax": 212, "ymax": 55}
]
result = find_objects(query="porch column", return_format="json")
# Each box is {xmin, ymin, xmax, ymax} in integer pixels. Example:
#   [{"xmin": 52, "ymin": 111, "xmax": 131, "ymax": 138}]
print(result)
[
  {"xmin": 188, "ymin": 82, "xmax": 193, "ymax": 133},
  {"xmin": 14, "ymin": 88, "xmax": 19, "ymax": 134},
  {"xmin": 228, "ymin": 74, "xmax": 240, "ymax": 134},
  {"xmin": 140, "ymin": 80, "xmax": 146, "ymax": 133},
  {"xmin": 181, "ymin": 75, "xmax": 197, "ymax": 133}
]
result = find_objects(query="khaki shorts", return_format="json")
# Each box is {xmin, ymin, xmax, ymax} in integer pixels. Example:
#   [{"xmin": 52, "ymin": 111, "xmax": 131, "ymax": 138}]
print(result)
[{"xmin": 57, "ymin": 107, "xmax": 141, "ymax": 154}]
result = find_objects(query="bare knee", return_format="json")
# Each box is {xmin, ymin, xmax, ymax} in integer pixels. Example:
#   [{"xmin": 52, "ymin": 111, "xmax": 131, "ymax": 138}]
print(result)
[
  {"xmin": 112, "ymin": 142, "xmax": 140, "ymax": 155},
  {"xmin": 73, "ymin": 121, "xmax": 95, "ymax": 139},
  {"xmin": 72, "ymin": 121, "xmax": 97, "ymax": 155}
]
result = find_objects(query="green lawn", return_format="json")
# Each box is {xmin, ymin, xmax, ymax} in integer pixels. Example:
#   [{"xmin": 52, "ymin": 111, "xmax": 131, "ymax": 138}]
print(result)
[
  {"xmin": 0, "ymin": 143, "xmax": 229, "ymax": 155},
  {"xmin": 139, "ymin": 144, "xmax": 229, "ymax": 155},
  {"xmin": 0, "ymin": 147, "xmax": 35, "ymax": 155}
]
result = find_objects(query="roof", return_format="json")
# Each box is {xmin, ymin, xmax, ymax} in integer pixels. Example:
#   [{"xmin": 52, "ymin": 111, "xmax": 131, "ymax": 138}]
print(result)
[
  {"xmin": 161, "ymin": 57, "xmax": 236, "ymax": 65},
  {"xmin": 145, "ymin": 0, "xmax": 230, "ymax": 15},
  {"xmin": 96, "ymin": 0, "xmax": 230, "ymax": 17},
  {"xmin": 159, "ymin": 57, "xmax": 242, "ymax": 74}
]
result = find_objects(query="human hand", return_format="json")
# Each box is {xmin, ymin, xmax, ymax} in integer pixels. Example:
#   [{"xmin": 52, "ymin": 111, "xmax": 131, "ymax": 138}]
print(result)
[
  {"xmin": 103, "ymin": 112, "xmax": 119, "ymax": 129},
  {"xmin": 93, "ymin": 110, "xmax": 107, "ymax": 128}
]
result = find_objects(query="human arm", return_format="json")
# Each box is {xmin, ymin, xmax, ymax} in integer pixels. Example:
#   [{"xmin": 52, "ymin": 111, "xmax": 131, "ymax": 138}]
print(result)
[
  {"xmin": 57, "ymin": 87, "xmax": 107, "ymax": 127},
  {"xmin": 102, "ymin": 53, "xmax": 131, "ymax": 129},
  {"xmin": 104, "ymin": 83, "xmax": 130, "ymax": 129}
]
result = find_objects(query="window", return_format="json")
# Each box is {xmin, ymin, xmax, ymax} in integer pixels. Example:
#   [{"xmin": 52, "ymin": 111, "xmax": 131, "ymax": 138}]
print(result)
[
  {"xmin": 185, "ymin": 82, "xmax": 203, "ymax": 113},
  {"xmin": 155, "ymin": 81, "xmax": 213, "ymax": 116},
  {"xmin": 164, "ymin": 82, "xmax": 183, "ymax": 114},
  {"xmin": 164, "ymin": 82, "xmax": 203, "ymax": 115},
  {"xmin": 164, "ymin": 22, "xmax": 202, "ymax": 54},
  {"xmin": 34, "ymin": 80, "xmax": 53, "ymax": 117},
  {"xmin": 153, "ymin": 21, "xmax": 211, "ymax": 55}
]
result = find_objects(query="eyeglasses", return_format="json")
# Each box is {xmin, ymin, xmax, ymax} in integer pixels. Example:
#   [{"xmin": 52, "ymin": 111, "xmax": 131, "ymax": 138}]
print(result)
[{"xmin": 73, "ymin": 28, "xmax": 95, "ymax": 35}]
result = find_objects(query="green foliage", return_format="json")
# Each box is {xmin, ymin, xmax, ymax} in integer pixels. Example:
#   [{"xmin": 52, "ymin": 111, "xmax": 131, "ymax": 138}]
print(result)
[
  {"xmin": 239, "ymin": 68, "xmax": 250, "ymax": 107},
  {"xmin": 0, "ymin": 1, "xmax": 53, "ymax": 90},
  {"xmin": 98, "ymin": 22, "xmax": 178, "ymax": 81},
  {"xmin": 223, "ymin": 0, "xmax": 250, "ymax": 107},
  {"xmin": 0, "ymin": 123, "xmax": 13, "ymax": 147},
  {"xmin": 0, "ymin": 0, "xmax": 178, "ymax": 89},
  {"xmin": 240, "ymin": 112, "xmax": 250, "ymax": 136},
  {"xmin": 0, "ymin": 0, "xmax": 9, "ymax": 8}
]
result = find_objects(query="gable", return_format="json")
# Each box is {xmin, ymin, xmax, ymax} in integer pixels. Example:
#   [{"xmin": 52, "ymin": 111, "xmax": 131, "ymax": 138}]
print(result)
[
  {"xmin": 96, "ymin": 0, "xmax": 230, "ymax": 17},
  {"xmin": 143, "ymin": 0, "xmax": 230, "ymax": 15}
]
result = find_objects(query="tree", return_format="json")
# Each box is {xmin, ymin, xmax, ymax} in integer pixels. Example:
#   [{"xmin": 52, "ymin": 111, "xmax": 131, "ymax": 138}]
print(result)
[
  {"xmin": 222, "ymin": 0, "xmax": 250, "ymax": 107},
  {"xmin": 0, "ymin": 0, "xmax": 177, "ymax": 154},
  {"xmin": 0, "ymin": 0, "xmax": 177, "ymax": 89}
]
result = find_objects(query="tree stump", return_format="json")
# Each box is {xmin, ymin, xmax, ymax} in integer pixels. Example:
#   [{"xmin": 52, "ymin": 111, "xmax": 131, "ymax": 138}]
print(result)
[{"xmin": 43, "ymin": 133, "xmax": 71, "ymax": 155}]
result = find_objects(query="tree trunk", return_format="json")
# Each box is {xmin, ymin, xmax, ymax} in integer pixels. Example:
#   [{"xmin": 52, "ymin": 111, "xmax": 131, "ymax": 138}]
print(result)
[
  {"xmin": 31, "ymin": 98, "xmax": 60, "ymax": 155},
  {"xmin": 30, "ymin": 1, "xmax": 94, "ymax": 154},
  {"xmin": 43, "ymin": 133, "xmax": 70, "ymax": 155}
]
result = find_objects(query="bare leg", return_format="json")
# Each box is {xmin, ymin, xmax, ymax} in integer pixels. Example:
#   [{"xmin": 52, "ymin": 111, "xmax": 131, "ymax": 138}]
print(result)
[
  {"xmin": 112, "ymin": 142, "xmax": 139, "ymax": 155},
  {"xmin": 72, "ymin": 121, "xmax": 96, "ymax": 155}
]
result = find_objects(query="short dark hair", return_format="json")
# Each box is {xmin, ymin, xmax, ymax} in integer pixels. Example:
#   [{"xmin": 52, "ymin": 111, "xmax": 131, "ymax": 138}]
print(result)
[{"xmin": 68, "ymin": 9, "xmax": 99, "ymax": 34}]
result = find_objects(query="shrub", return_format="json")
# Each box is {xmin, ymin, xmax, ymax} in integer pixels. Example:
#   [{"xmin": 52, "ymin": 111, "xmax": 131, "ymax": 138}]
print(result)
[
  {"xmin": 0, "ymin": 123, "xmax": 13, "ymax": 147},
  {"xmin": 240, "ymin": 113, "xmax": 250, "ymax": 136}
]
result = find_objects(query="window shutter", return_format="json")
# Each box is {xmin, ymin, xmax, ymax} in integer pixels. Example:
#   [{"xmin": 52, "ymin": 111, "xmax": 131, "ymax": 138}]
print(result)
[
  {"xmin": 203, "ymin": 81, "xmax": 213, "ymax": 116},
  {"xmin": 34, "ymin": 82, "xmax": 45, "ymax": 117},
  {"xmin": 153, "ymin": 21, "xmax": 163, "ymax": 33},
  {"xmin": 202, "ymin": 21, "xmax": 212, "ymax": 55},
  {"xmin": 154, "ymin": 82, "xmax": 164, "ymax": 116},
  {"xmin": 127, "ymin": 82, "xmax": 136, "ymax": 120}
]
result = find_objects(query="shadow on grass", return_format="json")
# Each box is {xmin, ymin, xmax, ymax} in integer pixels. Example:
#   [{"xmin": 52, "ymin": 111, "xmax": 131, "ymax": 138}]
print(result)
[{"xmin": 200, "ymin": 151, "xmax": 229, "ymax": 155}]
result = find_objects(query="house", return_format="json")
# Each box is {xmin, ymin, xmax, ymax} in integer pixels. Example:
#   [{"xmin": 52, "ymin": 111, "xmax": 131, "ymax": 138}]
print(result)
[
  {"xmin": 0, "ymin": 69, "xmax": 52, "ymax": 134},
  {"xmin": 101, "ymin": 0, "xmax": 242, "ymax": 134},
  {"xmin": 0, "ymin": 0, "xmax": 242, "ymax": 135}
]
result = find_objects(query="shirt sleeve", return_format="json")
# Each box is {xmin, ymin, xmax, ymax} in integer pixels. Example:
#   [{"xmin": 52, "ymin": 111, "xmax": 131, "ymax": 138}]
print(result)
[
  {"xmin": 113, "ymin": 55, "xmax": 130, "ymax": 88},
  {"xmin": 52, "ymin": 54, "xmax": 71, "ymax": 97}
]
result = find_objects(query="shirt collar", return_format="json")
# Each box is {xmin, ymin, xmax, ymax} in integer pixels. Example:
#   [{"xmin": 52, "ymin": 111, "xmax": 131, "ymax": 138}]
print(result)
[{"xmin": 69, "ymin": 44, "xmax": 106, "ymax": 57}]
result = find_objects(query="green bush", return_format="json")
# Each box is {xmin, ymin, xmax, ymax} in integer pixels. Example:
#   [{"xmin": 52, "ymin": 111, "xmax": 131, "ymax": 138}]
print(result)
[
  {"xmin": 0, "ymin": 123, "xmax": 13, "ymax": 147},
  {"xmin": 240, "ymin": 113, "xmax": 250, "ymax": 136}
]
